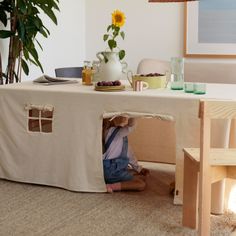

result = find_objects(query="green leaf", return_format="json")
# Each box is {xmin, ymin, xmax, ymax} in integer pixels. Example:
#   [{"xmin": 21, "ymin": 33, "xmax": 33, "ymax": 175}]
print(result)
[
  {"xmin": 107, "ymin": 25, "xmax": 112, "ymax": 32},
  {"xmin": 0, "ymin": 10, "xmax": 7, "ymax": 26},
  {"xmin": 119, "ymin": 50, "xmax": 125, "ymax": 60},
  {"xmin": 40, "ymin": 5, "xmax": 57, "ymax": 25},
  {"xmin": 28, "ymin": 58, "xmax": 38, "ymax": 67},
  {"xmin": 21, "ymin": 59, "xmax": 29, "ymax": 75},
  {"xmin": 35, "ymin": 39, "xmax": 43, "ymax": 51},
  {"xmin": 50, "ymin": 1, "xmax": 60, "ymax": 11},
  {"xmin": 18, "ymin": 20, "xmax": 25, "ymax": 41},
  {"xmin": 23, "ymin": 48, "xmax": 29, "ymax": 60},
  {"xmin": 32, "ymin": 17, "xmax": 42, "ymax": 30},
  {"xmin": 43, "ymin": 25, "xmax": 50, "ymax": 35},
  {"xmin": 39, "ymin": 27, "xmax": 48, "ymax": 38},
  {"xmin": 37, "ymin": 60, "xmax": 44, "ymax": 73},
  {"xmin": 114, "ymin": 26, "xmax": 120, "ymax": 32},
  {"xmin": 120, "ymin": 31, "xmax": 125, "ymax": 40},
  {"xmin": 30, "ymin": 57, "xmax": 44, "ymax": 73},
  {"xmin": 108, "ymin": 39, "xmax": 117, "ymax": 51},
  {"xmin": 103, "ymin": 34, "xmax": 109, "ymax": 41},
  {"xmin": 113, "ymin": 31, "xmax": 118, "ymax": 37},
  {"xmin": 0, "ymin": 30, "xmax": 14, "ymax": 38},
  {"xmin": 18, "ymin": 0, "xmax": 27, "ymax": 14},
  {"xmin": 28, "ymin": 47, "xmax": 39, "ymax": 62}
]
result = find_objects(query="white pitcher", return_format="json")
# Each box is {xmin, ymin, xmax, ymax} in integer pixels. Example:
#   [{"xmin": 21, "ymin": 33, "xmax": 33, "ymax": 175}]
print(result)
[{"xmin": 96, "ymin": 51, "xmax": 128, "ymax": 81}]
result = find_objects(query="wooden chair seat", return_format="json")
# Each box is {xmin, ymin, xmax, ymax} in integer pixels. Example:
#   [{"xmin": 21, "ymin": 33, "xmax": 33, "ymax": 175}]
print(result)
[
  {"xmin": 183, "ymin": 148, "xmax": 236, "ymax": 230},
  {"xmin": 183, "ymin": 148, "xmax": 236, "ymax": 166},
  {"xmin": 182, "ymin": 100, "xmax": 236, "ymax": 235}
]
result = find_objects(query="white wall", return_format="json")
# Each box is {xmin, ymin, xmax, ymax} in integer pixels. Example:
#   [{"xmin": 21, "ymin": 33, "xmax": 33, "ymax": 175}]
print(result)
[
  {"xmin": 0, "ymin": 0, "xmax": 86, "ymax": 81},
  {"xmin": 2, "ymin": 1, "xmax": 235, "ymax": 80},
  {"xmin": 85, "ymin": 0, "xmax": 184, "ymax": 72}
]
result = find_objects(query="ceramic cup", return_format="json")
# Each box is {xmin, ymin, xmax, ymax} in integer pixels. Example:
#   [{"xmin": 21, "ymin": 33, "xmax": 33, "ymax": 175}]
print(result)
[{"xmin": 133, "ymin": 80, "xmax": 149, "ymax": 91}]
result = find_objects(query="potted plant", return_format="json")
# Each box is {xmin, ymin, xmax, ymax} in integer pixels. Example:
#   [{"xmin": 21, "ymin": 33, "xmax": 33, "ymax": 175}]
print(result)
[{"xmin": 0, "ymin": 0, "xmax": 59, "ymax": 84}]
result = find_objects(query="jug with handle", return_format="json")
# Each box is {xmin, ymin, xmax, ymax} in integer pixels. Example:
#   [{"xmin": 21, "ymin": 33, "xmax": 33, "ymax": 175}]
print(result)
[{"xmin": 95, "ymin": 51, "xmax": 128, "ymax": 81}]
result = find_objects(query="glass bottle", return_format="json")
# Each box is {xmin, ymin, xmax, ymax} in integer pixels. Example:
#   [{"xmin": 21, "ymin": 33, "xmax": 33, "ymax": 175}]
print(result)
[
  {"xmin": 84, "ymin": 61, "xmax": 92, "ymax": 85},
  {"xmin": 91, "ymin": 60, "xmax": 100, "ymax": 82},
  {"xmin": 82, "ymin": 61, "xmax": 90, "ymax": 84}
]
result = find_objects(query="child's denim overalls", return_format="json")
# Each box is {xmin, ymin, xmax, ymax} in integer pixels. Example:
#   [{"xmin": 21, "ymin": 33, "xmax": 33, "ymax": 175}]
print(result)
[{"xmin": 103, "ymin": 127, "xmax": 133, "ymax": 184}]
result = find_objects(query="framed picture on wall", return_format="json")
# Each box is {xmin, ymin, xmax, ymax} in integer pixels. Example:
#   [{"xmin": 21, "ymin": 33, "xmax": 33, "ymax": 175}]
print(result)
[{"xmin": 184, "ymin": 0, "xmax": 236, "ymax": 58}]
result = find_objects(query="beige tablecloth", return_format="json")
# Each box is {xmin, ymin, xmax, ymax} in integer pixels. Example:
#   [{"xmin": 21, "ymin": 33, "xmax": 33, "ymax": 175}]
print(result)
[{"xmin": 0, "ymin": 81, "xmax": 236, "ymax": 204}]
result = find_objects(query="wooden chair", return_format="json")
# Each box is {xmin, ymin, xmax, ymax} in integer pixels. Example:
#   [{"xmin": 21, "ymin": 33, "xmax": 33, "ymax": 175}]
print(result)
[
  {"xmin": 182, "ymin": 100, "xmax": 236, "ymax": 236},
  {"xmin": 55, "ymin": 67, "xmax": 83, "ymax": 78}
]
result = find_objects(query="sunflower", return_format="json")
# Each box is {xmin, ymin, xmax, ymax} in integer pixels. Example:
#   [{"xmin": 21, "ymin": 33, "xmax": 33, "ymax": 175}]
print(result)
[
  {"xmin": 103, "ymin": 10, "xmax": 126, "ymax": 60},
  {"xmin": 112, "ymin": 10, "xmax": 126, "ymax": 27}
]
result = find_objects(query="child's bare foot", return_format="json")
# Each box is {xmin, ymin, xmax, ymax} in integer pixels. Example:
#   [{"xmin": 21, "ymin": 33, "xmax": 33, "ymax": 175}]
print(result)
[
  {"xmin": 106, "ymin": 183, "xmax": 121, "ymax": 193},
  {"xmin": 106, "ymin": 185, "xmax": 113, "ymax": 193}
]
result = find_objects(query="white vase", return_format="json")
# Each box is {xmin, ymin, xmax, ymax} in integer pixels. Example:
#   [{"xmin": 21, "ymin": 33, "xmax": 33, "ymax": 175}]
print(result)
[{"xmin": 95, "ymin": 51, "xmax": 128, "ymax": 81}]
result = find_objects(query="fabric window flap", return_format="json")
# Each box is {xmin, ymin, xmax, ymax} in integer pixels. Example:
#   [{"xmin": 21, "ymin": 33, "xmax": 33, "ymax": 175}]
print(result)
[
  {"xmin": 102, "ymin": 111, "xmax": 174, "ymax": 121},
  {"xmin": 25, "ymin": 104, "xmax": 54, "ymax": 111}
]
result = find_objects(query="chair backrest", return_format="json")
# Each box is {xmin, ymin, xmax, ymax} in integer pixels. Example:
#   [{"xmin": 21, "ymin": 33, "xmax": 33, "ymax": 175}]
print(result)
[
  {"xmin": 55, "ymin": 67, "xmax": 83, "ymax": 78},
  {"xmin": 199, "ymin": 99, "xmax": 236, "ymax": 184},
  {"xmin": 138, "ymin": 59, "xmax": 236, "ymax": 84},
  {"xmin": 198, "ymin": 99, "xmax": 236, "ymax": 235},
  {"xmin": 200, "ymin": 100, "xmax": 236, "ymax": 121},
  {"xmin": 185, "ymin": 62, "xmax": 236, "ymax": 84},
  {"xmin": 137, "ymin": 58, "xmax": 170, "ymax": 75},
  {"xmin": 200, "ymin": 100, "xmax": 236, "ymax": 154}
]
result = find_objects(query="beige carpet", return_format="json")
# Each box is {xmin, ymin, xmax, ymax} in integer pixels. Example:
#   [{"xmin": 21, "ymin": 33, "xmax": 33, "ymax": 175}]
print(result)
[{"xmin": 0, "ymin": 162, "xmax": 235, "ymax": 236}]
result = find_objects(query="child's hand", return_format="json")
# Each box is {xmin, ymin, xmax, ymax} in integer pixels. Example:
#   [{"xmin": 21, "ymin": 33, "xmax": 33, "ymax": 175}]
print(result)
[
  {"xmin": 128, "ymin": 118, "xmax": 136, "ymax": 127},
  {"xmin": 139, "ymin": 168, "xmax": 150, "ymax": 176}
]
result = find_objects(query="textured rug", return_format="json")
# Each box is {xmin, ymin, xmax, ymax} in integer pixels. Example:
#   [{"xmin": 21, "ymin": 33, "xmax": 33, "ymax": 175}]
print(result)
[{"xmin": 0, "ymin": 162, "xmax": 235, "ymax": 236}]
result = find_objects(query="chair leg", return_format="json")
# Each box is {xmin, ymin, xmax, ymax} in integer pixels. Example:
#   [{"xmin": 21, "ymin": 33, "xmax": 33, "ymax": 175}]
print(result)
[
  {"xmin": 182, "ymin": 154, "xmax": 199, "ymax": 229},
  {"xmin": 198, "ymin": 165, "xmax": 211, "ymax": 236}
]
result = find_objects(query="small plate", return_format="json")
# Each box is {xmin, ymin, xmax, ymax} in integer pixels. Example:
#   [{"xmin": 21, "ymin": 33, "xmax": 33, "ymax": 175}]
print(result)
[{"xmin": 94, "ymin": 85, "xmax": 125, "ymax": 92}]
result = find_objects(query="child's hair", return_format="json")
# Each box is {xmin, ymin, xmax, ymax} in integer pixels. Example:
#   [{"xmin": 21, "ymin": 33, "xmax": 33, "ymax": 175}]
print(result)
[{"xmin": 113, "ymin": 116, "xmax": 128, "ymax": 127}]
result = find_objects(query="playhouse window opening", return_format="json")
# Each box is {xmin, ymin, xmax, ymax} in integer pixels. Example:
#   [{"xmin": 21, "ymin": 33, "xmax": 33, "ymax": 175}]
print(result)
[
  {"xmin": 28, "ymin": 108, "xmax": 53, "ymax": 133},
  {"xmin": 102, "ymin": 114, "xmax": 175, "ymax": 162}
]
